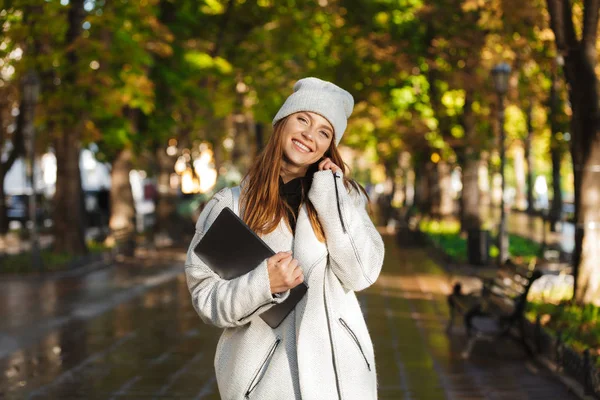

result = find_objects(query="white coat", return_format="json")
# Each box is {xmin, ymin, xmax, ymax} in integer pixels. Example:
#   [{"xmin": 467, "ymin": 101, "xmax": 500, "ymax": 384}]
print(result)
[{"xmin": 185, "ymin": 170, "xmax": 385, "ymax": 399}]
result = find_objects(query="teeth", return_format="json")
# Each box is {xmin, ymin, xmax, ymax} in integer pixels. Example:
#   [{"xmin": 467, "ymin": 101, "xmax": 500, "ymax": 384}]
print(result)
[{"xmin": 293, "ymin": 140, "xmax": 310, "ymax": 152}]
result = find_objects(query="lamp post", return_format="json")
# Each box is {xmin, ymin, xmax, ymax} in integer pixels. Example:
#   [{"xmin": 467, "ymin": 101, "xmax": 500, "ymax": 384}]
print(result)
[
  {"xmin": 492, "ymin": 62, "xmax": 511, "ymax": 265},
  {"xmin": 21, "ymin": 70, "xmax": 43, "ymax": 271}
]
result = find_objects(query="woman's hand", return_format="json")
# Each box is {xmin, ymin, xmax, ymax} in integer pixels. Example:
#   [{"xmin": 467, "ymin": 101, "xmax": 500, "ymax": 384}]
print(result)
[
  {"xmin": 267, "ymin": 251, "xmax": 304, "ymax": 294},
  {"xmin": 318, "ymin": 157, "xmax": 341, "ymax": 174}
]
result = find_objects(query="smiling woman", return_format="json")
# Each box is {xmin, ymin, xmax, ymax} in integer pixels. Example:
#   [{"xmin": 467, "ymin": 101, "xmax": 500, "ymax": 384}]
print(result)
[
  {"xmin": 185, "ymin": 77, "xmax": 384, "ymax": 400},
  {"xmin": 281, "ymin": 111, "xmax": 334, "ymax": 174}
]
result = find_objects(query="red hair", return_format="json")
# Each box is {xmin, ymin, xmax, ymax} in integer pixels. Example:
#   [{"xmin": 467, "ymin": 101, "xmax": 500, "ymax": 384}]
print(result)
[{"xmin": 241, "ymin": 116, "xmax": 363, "ymax": 242}]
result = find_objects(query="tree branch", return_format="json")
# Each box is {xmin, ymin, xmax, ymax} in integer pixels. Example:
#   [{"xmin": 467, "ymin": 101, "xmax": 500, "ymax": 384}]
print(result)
[
  {"xmin": 211, "ymin": 0, "xmax": 235, "ymax": 58},
  {"xmin": 563, "ymin": 0, "xmax": 580, "ymax": 49},
  {"xmin": 546, "ymin": 0, "xmax": 579, "ymax": 53},
  {"xmin": 582, "ymin": 0, "xmax": 600, "ymax": 48}
]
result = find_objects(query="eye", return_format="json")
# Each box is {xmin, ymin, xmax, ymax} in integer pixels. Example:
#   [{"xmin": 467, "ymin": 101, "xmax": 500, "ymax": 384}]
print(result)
[
  {"xmin": 298, "ymin": 116, "xmax": 308, "ymax": 124},
  {"xmin": 319, "ymin": 130, "xmax": 330, "ymax": 138}
]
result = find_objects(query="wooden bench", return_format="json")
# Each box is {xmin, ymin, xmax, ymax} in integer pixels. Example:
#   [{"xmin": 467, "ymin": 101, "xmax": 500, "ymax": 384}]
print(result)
[{"xmin": 446, "ymin": 260, "xmax": 543, "ymax": 358}]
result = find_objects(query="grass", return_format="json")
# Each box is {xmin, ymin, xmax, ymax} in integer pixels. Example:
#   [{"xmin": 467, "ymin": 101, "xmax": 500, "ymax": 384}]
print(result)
[
  {"xmin": 417, "ymin": 218, "xmax": 599, "ymax": 367},
  {"xmin": 526, "ymin": 301, "xmax": 600, "ymax": 366},
  {"xmin": 419, "ymin": 219, "xmax": 542, "ymax": 263},
  {"xmin": 0, "ymin": 241, "xmax": 111, "ymax": 274}
]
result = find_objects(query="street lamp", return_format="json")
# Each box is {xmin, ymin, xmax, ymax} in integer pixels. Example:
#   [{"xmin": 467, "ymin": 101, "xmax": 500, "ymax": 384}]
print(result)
[
  {"xmin": 21, "ymin": 70, "xmax": 43, "ymax": 271},
  {"xmin": 492, "ymin": 62, "xmax": 511, "ymax": 265}
]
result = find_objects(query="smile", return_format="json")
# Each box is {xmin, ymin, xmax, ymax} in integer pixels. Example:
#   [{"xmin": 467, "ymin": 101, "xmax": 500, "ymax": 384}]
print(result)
[{"xmin": 292, "ymin": 139, "xmax": 312, "ymax": 153}]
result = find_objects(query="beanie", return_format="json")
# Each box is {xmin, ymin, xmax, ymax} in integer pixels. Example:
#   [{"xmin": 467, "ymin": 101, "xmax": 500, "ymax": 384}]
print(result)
[{"xmin": 272, "ymin": 77, "xmax": 354, "ymax": 145}]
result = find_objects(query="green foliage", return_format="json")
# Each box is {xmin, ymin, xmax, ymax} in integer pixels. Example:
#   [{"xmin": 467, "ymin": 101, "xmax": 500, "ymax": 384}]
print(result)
[
  {"xmin": 419, "ymin": 218, "xmax": 542, "ymax": 263},
  {"xmin": 419, "ymin": 219, "xmax": 468, "ymax": 262},
  {"xmin": 0, "ymin": 242, "xmax": 109, "ymax": 274},
  {"xmin": 526, "ymin": 301, "xmax": 600, "ymax": 364},
  {"xmin": 2, "ymin": 0, "xmax": 582, "ymax": 280}
]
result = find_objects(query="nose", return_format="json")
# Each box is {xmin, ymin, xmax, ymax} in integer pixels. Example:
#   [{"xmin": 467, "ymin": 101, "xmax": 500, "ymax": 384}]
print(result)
[{"xmin": 301, "ymin": 130, "xmax": 314, "ymax": 140}]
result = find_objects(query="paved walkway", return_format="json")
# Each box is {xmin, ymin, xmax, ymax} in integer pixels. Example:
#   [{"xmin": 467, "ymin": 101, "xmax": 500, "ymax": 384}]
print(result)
[{"xmin": 0, "ymin": 236, "xmax": 577, "ymax": 399}]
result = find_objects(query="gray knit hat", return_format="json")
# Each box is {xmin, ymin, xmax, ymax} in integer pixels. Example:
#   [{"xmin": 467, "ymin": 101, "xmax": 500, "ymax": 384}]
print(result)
[{"xmin": 272, "ymin": 77, "xmax": 354, "ymax": 145}]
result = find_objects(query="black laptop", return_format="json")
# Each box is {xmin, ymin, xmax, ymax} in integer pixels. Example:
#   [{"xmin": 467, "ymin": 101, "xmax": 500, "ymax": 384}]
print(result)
[{"xmin": 193, "ymin": 207, "xmax": 308, "ymax": 328}]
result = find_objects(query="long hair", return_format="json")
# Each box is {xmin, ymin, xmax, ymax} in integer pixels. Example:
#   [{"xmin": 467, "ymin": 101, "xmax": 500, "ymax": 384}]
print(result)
[{"xmin": 241, "ymin": 116, "xmax": 365, "ymax": 242}]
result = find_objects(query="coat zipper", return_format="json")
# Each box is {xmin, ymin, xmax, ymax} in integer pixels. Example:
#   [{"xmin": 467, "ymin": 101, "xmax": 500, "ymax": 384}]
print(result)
[
  {"xmin": 244, "ymin": 338, "xmax": 281, "ymax": 398},
  {"xmin": 333, "ymin": 172, "xmax": 347, "ymax": 234},
  {"xmin": 338, "ymin": 318, "xmax": 371, "ymax": 371},
  {"xmin": 324, "ymin": 273, "xmax": 343, "ymax": 400}
]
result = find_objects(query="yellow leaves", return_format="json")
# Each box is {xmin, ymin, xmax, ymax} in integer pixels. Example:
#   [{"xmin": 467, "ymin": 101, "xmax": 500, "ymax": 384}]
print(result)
[
  {"xmin": 83, "ymin": 120, "xmax": 103, "ymax": 142},
  {"xmin": 375, "ymin": 12, "xmax": 390, "ymax": 27},
  {"xmin": 535, "ymin": 27, "xmax": 555, "ymax": 42},
  {"xmin": 441, "ymin": 90, "xmax": 465, "ymax": 115},
  {"xmin": 451, "ymin": 125, "xmax": 464, "ymax": 139},
  {"xmin": 118, "ymin": 70, "xmax": 155, "ymax": 114},
  {"xmin": 462, "ymin": 0, "xmax": 486, "ymax": 12},
  {"xmin": 146, "ymin": 41, "xmax": 173, "ymax": 57},
  {"xmin": 184, "ymin": 52, "xmax": 233, "ymax": 74},
  {"xmin": 504, "ymin": 104, "xmax": 527, "ymax": 140},
  {"xmin": 201, "ymin": 0, "xmax": 225, "ymax": 15}
]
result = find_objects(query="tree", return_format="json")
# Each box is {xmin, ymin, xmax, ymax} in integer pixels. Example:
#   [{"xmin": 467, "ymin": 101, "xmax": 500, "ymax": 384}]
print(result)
[
  {"xmin": 49, "ymin": 0, "xmax": 88, "ymax": 255},
  {"xmin": 0, "ymin": 4, "xmax": 42, "ymax": 235},
  {"xmin": 0, "ymin": 92, "xmax": 25, "ymax": 235},
  {"xmin": 546, "ymin": 0, "xmax": 600, "ymax": 304}
]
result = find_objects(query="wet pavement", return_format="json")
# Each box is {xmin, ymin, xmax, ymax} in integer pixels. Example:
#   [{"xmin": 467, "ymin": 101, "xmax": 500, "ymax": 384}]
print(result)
[{"xmin": 0, "ymin": 237, "xmax": 578, "ymax": 399}]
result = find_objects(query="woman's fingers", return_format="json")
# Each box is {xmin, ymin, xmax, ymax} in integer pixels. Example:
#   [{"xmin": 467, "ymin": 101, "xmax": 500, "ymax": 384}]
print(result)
[
  {"xmin": 267, "ymin": 253, "xmax": 303, "ymax": 293},
  {"xmin": 318, "ymin": 158, "xmax": 329, "ymax": 170},
  {"xmin": 267, "ymin": 251, "xmax": 291, "ymax": 268},
  {"xmin": 318, "ymin": 157, "xmax": 341, "ymax": 173}
]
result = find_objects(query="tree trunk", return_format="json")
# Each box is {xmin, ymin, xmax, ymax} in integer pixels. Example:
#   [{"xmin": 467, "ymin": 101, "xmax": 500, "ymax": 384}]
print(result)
[
  {"xmin": 0, "ymin": 97, "xmax": 26, "ymax": 234},
  {"xmin": 413, "ymin": 159, "xmax": 426, "ymax": 212},
  {"xmin": 53, "ymin": 133, "xmax": 87, "ymax": 254},
  {"xmin": 575, "ymin": 137, "xmax": 600, "ymax": 305},
  {"xmin": 549, "ymin": 144, "xmax": 563, "ymax": 231},
  {"xmin": 52, "ymin": 0, "xmax": 87, "ymax": 255},
  {"xmin": 155, "ymin": 145, "xmax": 176, "ymax": 238},
  {"xmin": 525, "ymin": 105, "xmax": 535, "ymax": 213},
  {"xmin": 109, "ymin": 148, "xmax": 136, "ymax": 257},
  {"xmin": 479, "ymin": 153, "xmax": 491, "ymax": 207},
  {"xmin": 514, "ymin": 143, "xmax": 528, "ymax": 210},
  {"xmin": 548, "ymin": 69, "xmax": 563, "ymax": 231},
  {"xmin": 461, "ymin": 155, "xmax": 481, "ymax": 231},
  {"xmin": 0, "ymin": 174, "xmax": 7, "ymax": 235},
  {"xmin": 231, "ymin": 114, "xmax": 253, "ymax": 175},
  {"xmin": 255, "ymin": 122, "xmax": 265, "ymax": 152},
  {"xmin": 437, "ymin": 161, "xmax": 453, "ymax": 216},
  {"xmin": 546, "ymin": 0, "xmax": 600, "ymax": 304},
  {"xmin": 459, "ymin": 89, "xmax": 482, "ymax": 231}
]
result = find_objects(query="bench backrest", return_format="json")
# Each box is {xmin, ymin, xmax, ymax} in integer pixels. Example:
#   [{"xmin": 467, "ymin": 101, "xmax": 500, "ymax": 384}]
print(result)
[{"xmin": 485, "ymin": 261, "xmax": 543, "ymax": 317}]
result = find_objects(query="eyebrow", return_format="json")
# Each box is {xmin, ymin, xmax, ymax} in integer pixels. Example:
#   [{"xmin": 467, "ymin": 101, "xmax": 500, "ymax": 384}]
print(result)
[{"xmin": 302, "ymin": 112, "xmax": 333, "ymax": 133}]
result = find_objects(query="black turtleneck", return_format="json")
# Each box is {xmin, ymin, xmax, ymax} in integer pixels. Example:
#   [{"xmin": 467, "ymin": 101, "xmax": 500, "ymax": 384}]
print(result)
[{"xmin": 279, "ymin": 175, "xmax": 309, "ymax": 232}]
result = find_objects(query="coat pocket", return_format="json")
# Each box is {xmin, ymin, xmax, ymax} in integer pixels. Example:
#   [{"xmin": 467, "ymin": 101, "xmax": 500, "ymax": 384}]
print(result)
[
  {"xmin": 244, "ymin": 337, "xmax": 281, "ymax": 398},
  {"xmin": 338, "ymin": 318, "xmax": 371, "ymax": 371}
]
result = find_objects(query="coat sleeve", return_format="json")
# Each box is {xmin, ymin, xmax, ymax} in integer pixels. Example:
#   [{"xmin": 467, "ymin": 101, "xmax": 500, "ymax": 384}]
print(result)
[
  {"xmin": 308, "ymin": 170, "xmax": 384, "ymax": 292},
  {"xmin": 184, "ymin": 188, "xmax": 289, "ymax": 328}
]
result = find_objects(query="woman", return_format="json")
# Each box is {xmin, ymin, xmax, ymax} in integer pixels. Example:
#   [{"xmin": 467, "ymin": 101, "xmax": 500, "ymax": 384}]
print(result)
[{"xmin": 185, "ymin": 77, "xmax": 384, "ymax": 400}]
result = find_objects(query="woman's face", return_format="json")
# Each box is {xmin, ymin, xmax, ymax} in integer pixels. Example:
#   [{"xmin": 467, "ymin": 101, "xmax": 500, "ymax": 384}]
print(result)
[{"xmin": 281, "ymin": 112, "xmax": 334, "ymax": 169}]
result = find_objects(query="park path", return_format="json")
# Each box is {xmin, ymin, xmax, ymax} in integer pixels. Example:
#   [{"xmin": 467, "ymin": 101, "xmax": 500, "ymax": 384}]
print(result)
[{"xmin": 0, "ymin": 235, "xmax": 577, "ymax": 399}]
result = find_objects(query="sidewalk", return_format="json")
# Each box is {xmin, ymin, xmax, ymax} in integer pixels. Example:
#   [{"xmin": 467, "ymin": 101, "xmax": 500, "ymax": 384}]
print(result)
[{"xmin": 0, "ymin": 234, "xmax": 577, "ymax": 399}]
